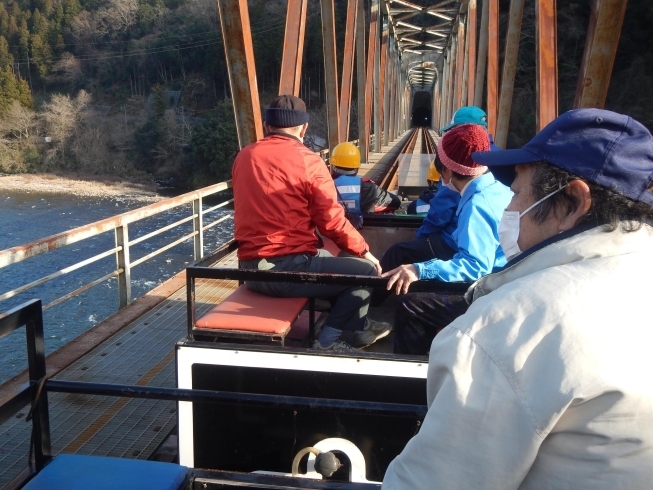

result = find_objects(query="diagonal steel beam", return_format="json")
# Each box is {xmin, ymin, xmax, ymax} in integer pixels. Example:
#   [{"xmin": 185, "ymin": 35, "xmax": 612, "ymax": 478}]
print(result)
[
  {"xmin": 496, "ymin": 0, "xmax": 525, "ymax": 148},
  {"xmin": 573, "ymin": 0, "xmax": 628, "ymax": 109},
  {"xmin": 217, "ymin": 0, "xmax": 263, "ymax": 148},
  {"xmin": 279, "ymin": 0, "xmax": 308, "ymax": 96},
  {"xmin": 356, "ymin": 0, "xmax": 368, "ymax": 162},
  {"xmin": 535, "ymin": 0, "xmax": 558, "ymax": 131},
  {"xmin": 487, "ymin": 0, "xmax": 499, "ymax": 137},
  {"xmin": 448, "ymin": 29, "xmax": 459, "ymax": 122},
  {"xmin": 454, "ymin": 15, "xmax": 466, "ymax": 110},
  {"xmin": 380, "ymin": 19, "xmax": 389, "ymax": 145},
  {"xmin": 339, "ymin": 0, "xmax": 359, "ymax": 142},
  {"xmin": 474, "ymin": 0, "xmax": 489, "ymax": 108},
  {"xmin": 467, "ymin": 0, "xmax": 477, "ymax": 105},
  {"xmin": 321, "ymin": 0, "xmax": 340, "ymax": 150},
  {"xmin": 366, "ymin": 0, "xmax": 380, "ymax": 152}
]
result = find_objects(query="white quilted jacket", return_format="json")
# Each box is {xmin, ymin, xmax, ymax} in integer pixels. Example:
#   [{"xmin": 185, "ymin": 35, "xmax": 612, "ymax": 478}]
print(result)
[{"xmin": 383, "ymin": 224, "xmax": 653, "ymax": 489}]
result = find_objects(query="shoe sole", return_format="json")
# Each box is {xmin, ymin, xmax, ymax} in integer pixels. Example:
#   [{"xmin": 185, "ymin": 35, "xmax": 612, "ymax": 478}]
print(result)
[{"xmin": 350, "ymin": 328, "xmax": 391, "ymax": 348}]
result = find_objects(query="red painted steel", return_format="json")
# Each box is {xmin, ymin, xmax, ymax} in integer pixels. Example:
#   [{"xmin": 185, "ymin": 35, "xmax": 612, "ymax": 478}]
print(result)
[
  {"xmin": 536, "ymin": 0, "xmax": 558, "ymax": 131},
  {"xmin": 496, "ymin": 0, "xmax": 525, "ymax": 149},
  {"xmin": 366, "ymin": 0, "xmax": 379, "ymax": 153},
  {"xmin": 455, "ymin": 16, "xmax": 466, "ymax": 110},
  {"xmin": 356, "ymin": 0, "xmax": 368, "ymax": 162},
  {"xmin": 380, "ymin": 24, "xmax": 389, "ymax": 145},
  {"xmin": 462, "ymin": 14, "xmax": 471, "ymax": 107},
  {"xmin": 321, "ymin": 0, "xmax": 341, "ymax": 149},
  {"xmin": 433, "ymin": 79, "xmax": 441, "ymax": 129},
  {"xmin": 448, "ymin": 36, "xmax": 458, "ymax": 123},
  {"xmin": 373, "ymin": 3, "xmax": 381, "ymax": 151},
  {"xmin": 474, "ymin": 0, "xmax": 489, "ymax": 108},
  {"xmin": 217, "ymin": 0, "xmax": 263, "ymax": 147},
  {"xmin": 441, "ymin": 53, "xmax": 450, "ymax": 126},
  {"xmin": 573, "ymin": 0, "xmax": 628, "ymax": 109},
  {"xmin": 390, "ymin": 56, "xmax": 397, "ymax": 140},
  {"xmin": 339, "ymin": 0, "xmax": 358, "ymax": 142},
  {"xmin": 487, "ymin": 0, "xmax": 499, "ymax": 137},
  {"xmin": 279, "ymin": 0, "xmax": 308, "ymax": 96},
  {"xmin": 467, "ymin": 0, "xmax": 477, "ymax": 106}
]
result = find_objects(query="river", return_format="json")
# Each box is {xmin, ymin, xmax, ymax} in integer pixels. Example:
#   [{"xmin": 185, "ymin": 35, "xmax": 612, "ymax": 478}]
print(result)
[{"xmin": 0, "ymin": 190, "xmax": 233, "ymax": 379}]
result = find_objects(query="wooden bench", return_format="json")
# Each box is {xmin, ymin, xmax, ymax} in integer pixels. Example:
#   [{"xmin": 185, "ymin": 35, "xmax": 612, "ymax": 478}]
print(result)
[{"xmin": 190, "ymin": 237, "xmax": 341, "ymax": 345}]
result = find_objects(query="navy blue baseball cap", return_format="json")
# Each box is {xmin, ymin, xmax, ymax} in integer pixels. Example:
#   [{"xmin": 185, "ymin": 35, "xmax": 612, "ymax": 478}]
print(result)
[{"xmin": 472, "ymin": 109, "xmax": 653, "ymax": 205}]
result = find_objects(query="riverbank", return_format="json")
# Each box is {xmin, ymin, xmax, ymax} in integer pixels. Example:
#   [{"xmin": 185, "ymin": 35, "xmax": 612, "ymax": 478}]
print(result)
[{"xmin": 0, "ymin": 172, "xmax": 162, "ymax": 201}]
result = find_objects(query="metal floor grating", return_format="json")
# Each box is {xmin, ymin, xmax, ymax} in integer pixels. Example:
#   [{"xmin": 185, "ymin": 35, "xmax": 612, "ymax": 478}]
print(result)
[{"xmin": 0, "ymin": 251, "xmax": 239, "ymax": 487}]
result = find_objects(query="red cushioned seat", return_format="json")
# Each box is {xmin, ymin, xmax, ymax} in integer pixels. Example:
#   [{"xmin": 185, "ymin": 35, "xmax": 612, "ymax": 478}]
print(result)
[{"xmin": 195, "ymin": 285, "xmax": 307, "ymax": 335}]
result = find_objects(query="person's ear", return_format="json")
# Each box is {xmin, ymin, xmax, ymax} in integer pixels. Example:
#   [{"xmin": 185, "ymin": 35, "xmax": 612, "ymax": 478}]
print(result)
[
  {"xmin": 299, "ymin": 123, "xmax": 308, "ymax": 138},
  {"xmin": 263, "ymin": 122, "xmax": 270, "ymax": 135},
  {"xmin": 558, "ymin": 180, "xmax": 591, "ymax": 232},
  {"xmin": 441, "ymin": 166, "xmax": 451, "ymax": 181}
]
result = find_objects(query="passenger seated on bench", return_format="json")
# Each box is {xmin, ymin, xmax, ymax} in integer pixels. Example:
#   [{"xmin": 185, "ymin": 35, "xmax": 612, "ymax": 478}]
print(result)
[
  {"xmin": 330, "ymin": 142, "xmax": 401, "ymax": 229},
  {"xmin": 376, "ymin": 124, "xmax": 513, "ymax": 354},
  {"xmin": 440, "ymin": 105, "xmax": 501, "ymax": 151},
  {"xmin": 383, "ymin": 108, "xmax": 653, "ymax": 489},
  {"xmin": 407, "ymin": 163, "xmax": 444, "ymax": 215},
  {"xmin": 232, "ymin": 95, "xmax": 392, "ymax": 352}
]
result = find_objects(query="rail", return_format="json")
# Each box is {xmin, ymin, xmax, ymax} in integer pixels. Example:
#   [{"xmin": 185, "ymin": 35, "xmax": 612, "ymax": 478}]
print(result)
[{"xmin": 0, "ymin": 181, "xmax": 233, "ymax": 312}]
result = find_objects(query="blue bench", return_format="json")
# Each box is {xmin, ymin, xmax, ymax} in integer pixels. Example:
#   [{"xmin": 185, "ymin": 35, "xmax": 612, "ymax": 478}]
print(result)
[{"xmin": 23, "ymin": 454, "xmax": 188, "ymax": 490}]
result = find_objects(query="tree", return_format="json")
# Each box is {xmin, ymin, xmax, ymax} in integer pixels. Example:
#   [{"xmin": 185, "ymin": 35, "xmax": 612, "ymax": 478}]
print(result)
[
  {"xmin": 0, "ymin": 66, "xmax": 32, "ymax": 114},
  {"xmin": 41, "ymin": 90, "xmax": 90, "ymax": 163},
  {"xmin": 50, "ymin": 52, "xmax": 82, "ymax": 85},
  {"xmin": 0, "ymin": 35, "xmax": 13, "ymax": 67},
  {"xmin": 191, "ymin": 98, "xmax": 239, "ymax": 185},
  {"xmin": 30, "ymin": 33, "xmax": 52, "ymax": 80},
  {"xmin": 96, "ymin": 0, "xmax": 139, "ymax": 37},
  {"xmin": 0, "ymin": 101, "xmax": 36, "ymax": 141}
]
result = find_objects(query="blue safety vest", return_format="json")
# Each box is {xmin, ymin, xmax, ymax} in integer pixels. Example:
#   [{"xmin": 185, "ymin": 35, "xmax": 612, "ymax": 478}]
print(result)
[
  {"xmin": 414, "ymin": 198, "xmax": 430, "ymax": 214},
  {"xmin": 334, "ymin": 175, "xmax": 363, "ymax": 229}
]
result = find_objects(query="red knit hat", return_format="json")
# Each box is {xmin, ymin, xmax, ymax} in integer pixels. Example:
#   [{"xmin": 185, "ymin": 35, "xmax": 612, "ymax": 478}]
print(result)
[{"xmin": 437, "ymin": 123, "xmax": 490, "ymax": 176}]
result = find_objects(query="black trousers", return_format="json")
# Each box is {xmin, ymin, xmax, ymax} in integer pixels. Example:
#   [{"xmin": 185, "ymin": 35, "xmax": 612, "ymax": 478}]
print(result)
[
  {"xmin": 380, "ymin": 231, "xmax": 456, "ymax": 272},
  {"xmin": 371, "ymin": 231, "xmax": 456, "ymax": 306},
  {"xmin": 375, "ymin": 232, "xmax": 467, "ymax": 355},
  {"xmin": 394, "ymin": 292, "xmax": 469, "ymax": 355},
  {"xmin": 241, "ymin": 249, "xmax": 376, "ymax": 331}
]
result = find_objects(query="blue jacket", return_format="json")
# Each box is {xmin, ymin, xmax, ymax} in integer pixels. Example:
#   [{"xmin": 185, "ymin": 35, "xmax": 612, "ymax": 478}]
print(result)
[
  {"xmin": 414, "ymin": 173, "xmax": 513, "ymax": 282},
  {"xmin": 415, "ymin": 183, "xmax": 460, "ymax": 242}
]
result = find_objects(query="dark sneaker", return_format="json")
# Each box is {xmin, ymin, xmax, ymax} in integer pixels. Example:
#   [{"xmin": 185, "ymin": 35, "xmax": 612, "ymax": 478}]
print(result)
[
  {"xmin": 312, "ymin": 339, "xmax": 357, "ymax": 352},
  {"xmin": 350, "ymin": 319, "xmax": 392, "ymax": 348}
]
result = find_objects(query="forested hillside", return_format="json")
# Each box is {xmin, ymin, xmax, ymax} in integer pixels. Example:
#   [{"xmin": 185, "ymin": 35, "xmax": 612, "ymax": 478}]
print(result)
[
  {"xmin": 0, "ymin": 0, "xmax": 340, "ymax": 185},
  {"xmin": 0, "ymin": 0, "xmax": 652, "ymax": 187}
]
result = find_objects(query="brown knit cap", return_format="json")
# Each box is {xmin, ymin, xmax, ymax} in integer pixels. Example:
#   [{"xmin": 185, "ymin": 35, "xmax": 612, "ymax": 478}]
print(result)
[{"xmin": 437, "ymin": 124, "xmax": 490, "ymax": 176}]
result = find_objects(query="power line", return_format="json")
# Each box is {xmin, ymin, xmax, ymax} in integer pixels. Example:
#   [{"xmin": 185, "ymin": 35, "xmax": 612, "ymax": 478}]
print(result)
[
  {"xmin": 8, "ymin": 2, "xmax": 331, "ymax": 66},
  {"xmin": 2, "ymin": 1, "xmax": 326, "ymax": 50}
]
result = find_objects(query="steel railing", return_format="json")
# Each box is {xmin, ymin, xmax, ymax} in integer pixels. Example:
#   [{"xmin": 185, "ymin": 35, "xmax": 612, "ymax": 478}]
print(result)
[
  {"xmin": 0, "ymin": 180, "xmax": 233, "ymax": 312},
  {"xmin": 0, "ymin": 132, "xmax": 394, "ymax": 318}
]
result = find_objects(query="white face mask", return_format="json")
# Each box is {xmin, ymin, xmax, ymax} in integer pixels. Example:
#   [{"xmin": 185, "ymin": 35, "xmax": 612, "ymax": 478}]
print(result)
[
  {"xmin": 442, "ymin": 175, "xmax": 458, "ymax": 193},
  {"xmin": 499, "ymin": 185, "xmax": 567, "ymax": 262}
]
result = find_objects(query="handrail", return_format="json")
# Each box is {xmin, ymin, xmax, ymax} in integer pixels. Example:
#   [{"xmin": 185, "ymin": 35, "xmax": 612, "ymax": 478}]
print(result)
[
  {"xmin": 0, "ymin": 135, "xmax": 371, "ymax": 320},
  {"xmin": 0, "ymin": 180, "xmax": 232, "ymax": 268},
  {"xmin": 0, "ymin": 179, "xmax": 234, "ymax": 313}
]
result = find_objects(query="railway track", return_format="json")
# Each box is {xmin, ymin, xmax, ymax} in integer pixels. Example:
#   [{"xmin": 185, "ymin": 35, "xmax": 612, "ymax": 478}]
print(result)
[{"xmin": 377, "ymin": 127, "xmax": 420, "ymax": 191}]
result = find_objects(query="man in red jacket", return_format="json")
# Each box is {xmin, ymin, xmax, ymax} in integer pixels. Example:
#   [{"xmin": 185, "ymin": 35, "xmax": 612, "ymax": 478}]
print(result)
[{"xmin": 233, "ymin": 95, "xmax": 392, "ymax": 351}]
